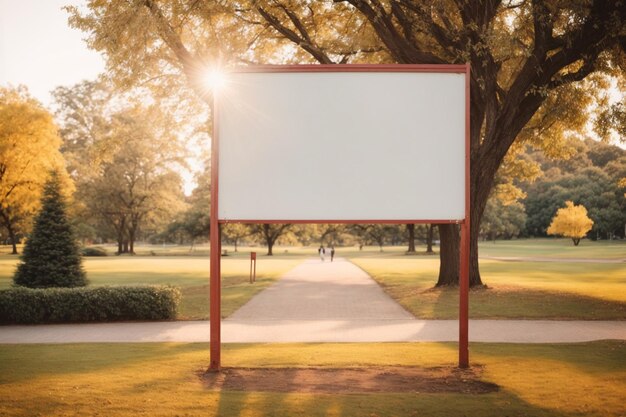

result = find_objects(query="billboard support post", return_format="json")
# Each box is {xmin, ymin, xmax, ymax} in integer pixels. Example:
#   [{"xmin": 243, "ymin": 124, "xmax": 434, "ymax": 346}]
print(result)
[
  {"xmin": 459, "ymin": 63, "xmax": 471, "ymax": 368},
  {"xmin": 459, "ymin": 222, "xmax": 470, "ymax": 368},
  {"xmin": 209, "ymin": 95, "xmax": 221, "ymax": 372}
]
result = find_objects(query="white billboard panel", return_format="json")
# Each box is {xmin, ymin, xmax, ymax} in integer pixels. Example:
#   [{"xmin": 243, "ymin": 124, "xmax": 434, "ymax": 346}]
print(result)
[{"xmin": 217, "ymin": 68, "xmax": 466, "ymax": 221}]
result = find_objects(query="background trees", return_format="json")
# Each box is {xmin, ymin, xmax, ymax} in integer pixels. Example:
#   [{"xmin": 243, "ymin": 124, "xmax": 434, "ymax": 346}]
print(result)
[
  {"xmin": 53, "ymin": 82, "xmax": 188, "ymax": 254},
  {"xmin": 0, "ymin": 87, "xmax": 70, "ymax": 254},
  {"xmin": 524, "ymin": 140, "xmax": 626, "ymax": 240},
  {"xmin": 480, "ymin": 198, "xmax": 527, "ymax": 242}
]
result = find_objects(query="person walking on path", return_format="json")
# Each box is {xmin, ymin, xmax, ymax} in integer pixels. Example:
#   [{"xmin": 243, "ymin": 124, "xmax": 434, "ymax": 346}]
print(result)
[
  {"xmin": 318, "ymin": 245, "xmax": 326, "ymax": 262},
  {"xmin": 330, "ymin": 246, "xmax": 335, "ymax": 262}
]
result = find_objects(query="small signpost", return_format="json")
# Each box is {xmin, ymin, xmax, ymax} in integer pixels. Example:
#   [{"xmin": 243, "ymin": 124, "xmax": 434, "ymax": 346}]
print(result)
[{"xmin": 249, "ymin": 252, "xmax": 257, "ymax": 284}]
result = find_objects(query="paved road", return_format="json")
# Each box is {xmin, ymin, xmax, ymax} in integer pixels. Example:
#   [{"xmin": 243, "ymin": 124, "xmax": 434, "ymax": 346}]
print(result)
[{"xmin": 1, "ymin": 258, "xmax": 624, "ymax": 344}]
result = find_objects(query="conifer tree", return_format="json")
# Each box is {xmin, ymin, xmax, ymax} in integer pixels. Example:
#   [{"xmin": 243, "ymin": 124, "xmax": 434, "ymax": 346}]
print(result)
[{"xmin": 13, "ymin": 172, "xmax": 87, "ymax": 287}]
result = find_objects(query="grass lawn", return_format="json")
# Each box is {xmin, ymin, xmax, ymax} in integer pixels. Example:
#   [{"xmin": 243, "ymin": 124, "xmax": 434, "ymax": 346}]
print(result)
[
  {"xmin": 1, "ymin": 239, "xmax": 624, "ymax": 320},
  {"xmin": 477, "ymin": 238, "xmax": 626, "ymax": 260},
  {"xmin": 347, "ymin": 239, "xmax": 626, "ymax": 320},
  {"xmin": 0, "ymin": 341, "xmax": 624, "ymax": 416},
  {"xmin": 0, "ymin": 251, "xmax": 301, "ymax": 320}
]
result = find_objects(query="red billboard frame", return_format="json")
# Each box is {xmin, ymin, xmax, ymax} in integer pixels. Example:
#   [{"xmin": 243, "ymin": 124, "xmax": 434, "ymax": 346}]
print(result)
[{"xmin": 209, "ymin": 64, "xmax": 470, "ymax": 370}]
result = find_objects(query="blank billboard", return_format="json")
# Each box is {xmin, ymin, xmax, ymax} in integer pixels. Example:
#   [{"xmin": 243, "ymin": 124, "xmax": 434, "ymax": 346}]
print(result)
[{"xmin": 216, "ymin": 67, "xmax": 466, "ymax": 222}]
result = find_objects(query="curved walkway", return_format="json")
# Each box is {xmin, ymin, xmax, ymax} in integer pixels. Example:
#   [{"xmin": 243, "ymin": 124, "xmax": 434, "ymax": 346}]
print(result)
[
  {"xmin": 1, "ymin": 257, "xmax": 624, "ymax": 344},
  {"xmin": 480, "ymin": 256, "xmax": 626, "ymax": 263}
]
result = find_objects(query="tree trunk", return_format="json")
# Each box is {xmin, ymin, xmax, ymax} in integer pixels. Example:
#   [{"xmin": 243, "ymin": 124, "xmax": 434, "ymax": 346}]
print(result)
[
  {"xmin": 7, "ymin": 224, "xmax": 18, "ymax": 255},
  {"xmin": 263, "ymin": 224, "xmax": 275, "ymax": 256},
  {"xmin": 117, "ymin": 240, "xmax": 123, "ymax": 254},
  {"xmin": 573, "ymin": 238, "xmax": 580, "ymax": 246},
  {"xmin": 128, "ymin": 227, "xmax": 136, "ymax": 254},
  {"xmin": 426, "ymin": 224, "xmax": 434, "ymax": 253},
  {"xmin": 406, "ymin": 224, "xmax": 415, "ymax": 253},
  {"xmin": 234, "ymin": 239, "xmax": 238, "ymax": 252},
  {"xmin": 436, "ymin": 224, "xmax": 459, "ymax": 286},
  {"xmin": 0, "ymin": 213, "xmax": 19, "ymax": 254}
]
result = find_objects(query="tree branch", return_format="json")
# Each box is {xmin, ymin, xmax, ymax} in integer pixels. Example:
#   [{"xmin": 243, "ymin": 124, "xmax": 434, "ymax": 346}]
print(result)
[
  {"xmin": 337, "ymin": 0, "xmax": 445, "ymax": 64},
  {"xmin": 141, "ymin": 0, "xmax": 210, "ymax": 102},
  {"xmin": 256, "ymin": 4, "xmax": 334, "ymax": 64}
]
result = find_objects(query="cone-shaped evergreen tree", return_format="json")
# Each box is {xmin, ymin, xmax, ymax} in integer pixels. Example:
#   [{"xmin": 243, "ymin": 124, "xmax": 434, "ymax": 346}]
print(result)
[{"xmin": 13, "ymin": 171, "xmax": 87, "ymax": 287}]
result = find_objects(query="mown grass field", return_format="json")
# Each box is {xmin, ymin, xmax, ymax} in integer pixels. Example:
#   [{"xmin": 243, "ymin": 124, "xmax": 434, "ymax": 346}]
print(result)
[
  {"xmin": 0, "ymin": 238, "xmax": 624, "ymax": 320},
  {"xmin": 348, "ymin": 239, "xmax": 626, "ymax": 320},
  {"xmin": 0, "ymin": 341, "xmax": 624, "ymax": 417},
  {"xmin": 0, "ymin": 251, "xmax": 300, "ymax": 319}
]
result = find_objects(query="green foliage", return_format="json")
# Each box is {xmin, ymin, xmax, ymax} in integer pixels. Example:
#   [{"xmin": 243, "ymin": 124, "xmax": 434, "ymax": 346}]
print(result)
[
  {"xmin": 0, "ymin": 286, "xmax": 180, "ymax": 324},
  {"xmin": 480, "ymin": 198, "xmax": 527, "ymax": 241},
  {"xmin": 525, "ymin": 140, "xmax": 626, "ymax": 239},
  {"xmin": 81, "ymin": 247, "xmax": 108, "ymax": 257},
  {"xmin": 13, "ymin": 172, "xmax": 87, "ymax": 288}
]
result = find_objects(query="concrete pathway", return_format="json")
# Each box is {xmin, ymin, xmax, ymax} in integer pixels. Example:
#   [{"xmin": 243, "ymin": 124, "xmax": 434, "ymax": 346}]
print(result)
[
  {"xmin": 228, "ymin": 258, "xmax": 413, "ymax": 320},
  {"xmin": 1, "ymin": 319, "xmax": 624, "ymax": 344},
  {"xmin": 481, "ymin": 256, "xmax": 626, "ymax": 264},
  {"xmin": 1, "ymin": 257, "xmax": 625, "ymax": 344}
]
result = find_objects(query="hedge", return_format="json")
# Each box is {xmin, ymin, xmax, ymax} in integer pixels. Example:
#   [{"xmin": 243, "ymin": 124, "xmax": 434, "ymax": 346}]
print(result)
[
  {"xmin": 0, "ymin": 286, "xmax": 180, "ymax": 324},
  {"xmin": 81, "ymin": 247, "xmax": 108, "ymax": 257}
]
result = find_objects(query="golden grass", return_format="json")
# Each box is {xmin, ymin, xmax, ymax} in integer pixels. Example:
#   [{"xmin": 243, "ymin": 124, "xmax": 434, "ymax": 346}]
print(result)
[
  {"xmin": 351, "ymin": 256, "xmax": 626, "ymax": 319},
  {"xmin": 0, "ymin": 341, "xmax": 624, "ymax": 416},
  {"xmin": 1, "ymin": 239, "xmax": 624, "ymax": 320},
  {"xmin": 0, "ymin": 255, "xmax": 301, "ymax": 319}
]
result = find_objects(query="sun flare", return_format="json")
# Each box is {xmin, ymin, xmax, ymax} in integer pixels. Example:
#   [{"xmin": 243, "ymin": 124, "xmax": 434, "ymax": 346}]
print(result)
[{"xmin": 203, "ymin": 68, "xmax": 227, "ymax": 92}]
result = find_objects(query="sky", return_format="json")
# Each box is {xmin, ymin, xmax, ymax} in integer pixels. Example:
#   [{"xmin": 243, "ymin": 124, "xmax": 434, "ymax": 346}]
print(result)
[{"xmin": 0, "ymin": 0, "xmax": 105, "ymax": 107}]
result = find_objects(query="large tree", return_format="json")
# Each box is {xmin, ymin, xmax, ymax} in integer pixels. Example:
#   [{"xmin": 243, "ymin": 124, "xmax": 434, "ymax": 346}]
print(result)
[
  {"xmin": 69, "ymin": 0, "xmax": 626, "ymax": 285},
  {"xmin": 54, "ymin": 82, "xmax": 188, "ymax": 253},
  {"xmin": 0, "ymin": 87, "xmax": 70, "ymax": 254},
  {"xmin": 251, "ymin": 223, "xmax": 292, "ymax": 255}
]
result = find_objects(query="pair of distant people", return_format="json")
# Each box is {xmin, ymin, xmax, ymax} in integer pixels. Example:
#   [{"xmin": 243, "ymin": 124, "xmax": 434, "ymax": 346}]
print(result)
[{"xmin": 318, "ymin": 245, "xmax": 335, "ymax": 262}]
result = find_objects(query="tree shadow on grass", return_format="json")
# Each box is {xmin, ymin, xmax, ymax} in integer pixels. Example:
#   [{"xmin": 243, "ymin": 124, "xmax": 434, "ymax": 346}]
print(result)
[
  {"xmin": 471, "ymin": 340, "xmax": 626, "ymax": 374},
  {"xmin": 210, "ymin": 379, "xmax": 580, "ymax": 417},
  {"xmin": 0, "ymin": 342, "xmax": 210, "ymax": 384},
  {"xmin": 425, "ymin": 284, "xmax": 626, "ymax": 320}
]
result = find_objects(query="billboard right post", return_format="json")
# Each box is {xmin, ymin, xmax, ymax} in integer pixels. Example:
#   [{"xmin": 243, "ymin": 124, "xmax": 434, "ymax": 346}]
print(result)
[{"xmin": 459, "ymin": 63, "xmax": 471, "ymax": 368}]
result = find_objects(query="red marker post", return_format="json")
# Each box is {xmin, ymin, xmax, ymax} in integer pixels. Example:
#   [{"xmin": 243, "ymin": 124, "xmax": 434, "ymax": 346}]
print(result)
[{"xmin": 250, "ymin": 252, "xmax": 257, "ymax": 284}]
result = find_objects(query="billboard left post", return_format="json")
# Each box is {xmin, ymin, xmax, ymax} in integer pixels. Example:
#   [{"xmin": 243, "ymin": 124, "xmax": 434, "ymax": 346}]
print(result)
[{"xmin": 209, "ymin": 93, "xmax": 221, "ymax": 372}]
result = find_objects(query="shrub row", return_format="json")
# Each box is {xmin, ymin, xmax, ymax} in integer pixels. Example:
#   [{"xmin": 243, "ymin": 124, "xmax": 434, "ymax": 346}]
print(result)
[
  {"xmin": 0, "ymin": 286, "xmax": 180, "ymax": 324},
  {"xmin": 81, "ymin": 247, "xmax": 108, "ymax": 257}
]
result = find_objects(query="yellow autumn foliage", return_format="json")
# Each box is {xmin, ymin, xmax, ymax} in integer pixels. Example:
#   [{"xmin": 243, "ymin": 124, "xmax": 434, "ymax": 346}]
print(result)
[
  {"xmin": 619, "ymin": 178, "xmax": 626, "ymax": 197},
  {"xmin": 546, "ymin": 201, "xmax": 594, "ymax": 246},
  {"xmin": 0, "ymin": 86, "xmax": 71, "ymax": 251}
]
